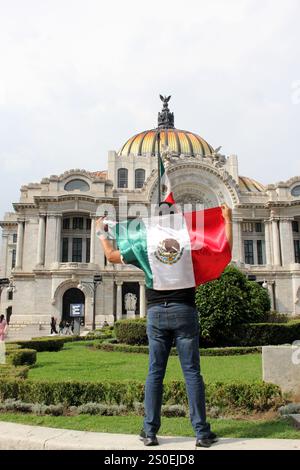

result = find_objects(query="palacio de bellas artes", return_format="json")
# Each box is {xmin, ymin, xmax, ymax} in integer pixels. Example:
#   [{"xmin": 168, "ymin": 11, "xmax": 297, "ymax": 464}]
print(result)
[{"xmin": 1, "ymin": 96, "xmax": 300, "ymax": 335}]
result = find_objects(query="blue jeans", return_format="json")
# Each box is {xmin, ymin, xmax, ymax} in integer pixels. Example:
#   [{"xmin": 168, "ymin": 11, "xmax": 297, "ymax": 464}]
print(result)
[{"xmin": 143, "ymin": 302, "xmax": 211, "ymax": 439}]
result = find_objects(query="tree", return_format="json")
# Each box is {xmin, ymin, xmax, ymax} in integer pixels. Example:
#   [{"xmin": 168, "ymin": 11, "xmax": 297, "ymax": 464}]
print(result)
[{"xmin": 195, "ymin": 265, "xmax": 271, "ymax": 346}]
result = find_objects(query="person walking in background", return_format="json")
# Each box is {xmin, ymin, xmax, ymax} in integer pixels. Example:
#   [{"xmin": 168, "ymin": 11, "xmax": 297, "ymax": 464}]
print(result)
[
  {"xmin": 50, "ymin": 316, "xmax": 58, "ymax": 335},
  {"xmin": 0, "ymin": 314, "xmax": 8, "ymax": 341},
  {"xmin": 58, "ymin": 320, "xmax": 64, "ymax": 335}
]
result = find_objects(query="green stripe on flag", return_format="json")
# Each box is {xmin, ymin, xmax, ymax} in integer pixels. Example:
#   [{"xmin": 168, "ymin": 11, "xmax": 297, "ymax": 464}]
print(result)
[{"xmin": 115, "ymin": 219, "xmax": 153, "ymax": 289}]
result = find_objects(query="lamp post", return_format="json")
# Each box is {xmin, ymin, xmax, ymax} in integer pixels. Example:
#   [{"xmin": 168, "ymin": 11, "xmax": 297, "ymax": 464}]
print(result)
[
  {"xmin": 78, "ymin": 274, "xmax": 102, "ymax": 330},
  {"xmin": 157, "ymin": 130, "xmax": 161, "ymax": 206}
]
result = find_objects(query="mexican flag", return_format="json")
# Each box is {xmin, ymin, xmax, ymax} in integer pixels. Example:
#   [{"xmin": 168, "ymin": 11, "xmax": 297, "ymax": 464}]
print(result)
[
  {"xmin": 160, "ymin": 156, "xmax": 175, "ymax": 204},
  {"xmin": 115, "ymin": 207, "xmax": 231, "ymax": 290}
]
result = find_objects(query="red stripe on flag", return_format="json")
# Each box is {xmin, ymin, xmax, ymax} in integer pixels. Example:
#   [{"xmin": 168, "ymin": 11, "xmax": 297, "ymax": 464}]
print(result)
[
  {"xmin": 184, "ymin": 207, "xmax": 232, "ymax": 285},
  {"xmin": 164, "ymin": 192, "xmax": 176, "ymax": 204}
]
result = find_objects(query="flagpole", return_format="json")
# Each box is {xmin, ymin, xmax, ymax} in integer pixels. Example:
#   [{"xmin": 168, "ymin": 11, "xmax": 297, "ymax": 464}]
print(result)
[{"xmin": 157, "ymin": 130, "xmax": 161, "ymax": 206}]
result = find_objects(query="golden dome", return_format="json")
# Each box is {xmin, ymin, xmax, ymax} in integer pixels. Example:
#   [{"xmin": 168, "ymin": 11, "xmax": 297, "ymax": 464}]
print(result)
[
  {"xmin": 118, "ymin": 95, "xmax": 214, "ymax": 157},
  {"xmin": 118, "ymin": 128, "xmax": 214, "ymax": 157}
]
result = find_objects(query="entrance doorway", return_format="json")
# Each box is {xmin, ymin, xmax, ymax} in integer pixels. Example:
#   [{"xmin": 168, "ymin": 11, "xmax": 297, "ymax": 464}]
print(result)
[{"xmin": 62, "ymin": 288, "xmax": 85, "ymax": 325}]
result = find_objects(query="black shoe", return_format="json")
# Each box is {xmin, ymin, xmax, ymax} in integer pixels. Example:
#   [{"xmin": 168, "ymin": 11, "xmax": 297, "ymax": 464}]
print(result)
[
  {"xmin": 139, "ymin": 429, "xmax": 159, "ymax": 446},
  {"xmin": 195, "ymin": 432, "xmax": 218, "ymax": 448}
]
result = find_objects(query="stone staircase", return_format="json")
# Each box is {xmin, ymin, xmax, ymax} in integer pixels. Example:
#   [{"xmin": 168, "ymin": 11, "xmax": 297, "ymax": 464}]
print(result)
[{"xmin": 6, "ymin": 323, "xmax": 50, "ymax": 342}]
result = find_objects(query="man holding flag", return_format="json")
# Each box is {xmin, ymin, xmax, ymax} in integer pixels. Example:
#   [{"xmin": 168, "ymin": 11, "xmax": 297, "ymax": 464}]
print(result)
[{"xmin": 96, "ymin": 158, "xmax": 232, "ymax": 447}]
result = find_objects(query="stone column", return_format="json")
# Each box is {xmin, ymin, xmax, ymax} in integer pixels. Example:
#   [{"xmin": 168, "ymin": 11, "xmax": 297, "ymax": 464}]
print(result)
[
  {"xmin": 266, "ymin": 281, "xmax": 275, "ymax": 310},
  {"xmin": 36, "ymin": 215, "xmax": 46, "ymax": 266},
  {"xmin": 232, "ymin": 218, "xmax": 243, "ymax": 262},
  {"xmin": 139, "ymin": 281, "xmax": 146, "ymax": 318},
  {"xmin": 15, "ymin": 220, "xmax": 24, "ymax": 269},
  {"xmin": 116, "ymin": 281, "xmax": 123, "ymax": 320},
  {"xmin": 271, "ymin": 219, "xmax": 281, "ymax": 266},
  {"xmin": 55, "ymin": 215, "xmax": 62, "ymax": 263},
  {"xmin": 264, "ymin": 220, "xmax": 272, "ymax": 265},
  {"xmin": 0, "ymin": 232, "xmax": 9, "ymax": 277},
  {"xmin": 90, "ymin": 216, "xmax": 96, "ymax": 263},
  {"xmin": 279, "ymin": 218, "xmax": 294, "ymax": 266}
]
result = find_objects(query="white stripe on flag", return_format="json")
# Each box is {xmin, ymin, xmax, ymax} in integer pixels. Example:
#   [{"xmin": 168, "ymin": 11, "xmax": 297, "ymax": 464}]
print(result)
[{"xmin": 144, "ymin": 213, "xmax": 195, "ymax": 290}]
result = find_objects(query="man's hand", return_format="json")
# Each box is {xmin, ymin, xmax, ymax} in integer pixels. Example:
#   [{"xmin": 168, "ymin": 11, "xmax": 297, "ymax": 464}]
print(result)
[
  {"xmin": 95, "ymin": 217, "xmax": 108, "ymax": 239},
  {"xmin": 221, "ymin": 204, "xmax": 232, "ymax": 222}
]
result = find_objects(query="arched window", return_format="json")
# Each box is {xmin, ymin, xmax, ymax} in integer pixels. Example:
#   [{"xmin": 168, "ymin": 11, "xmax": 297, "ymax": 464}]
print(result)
[
  {"xmin": 291, "ymin": 185, "xmax": 300, "ymax": 197},
  {"xmin": 135, "ymin": 168, "xmax": 145, "ymax": 188},
  {"xmin": 64, "ymin": 179, "xmax": 90, "ymax": 192},
  {"xmin": 118, "ymin": 168, "xmax": 128, "ymax": 188}
]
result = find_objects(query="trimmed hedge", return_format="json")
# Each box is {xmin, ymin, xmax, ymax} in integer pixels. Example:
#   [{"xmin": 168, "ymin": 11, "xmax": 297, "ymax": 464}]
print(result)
[
  {"xmin": 6, "ymin": 348, "xmax": 37, "ymax": 366},
  {"xmin": 0, "ymin": 365, "xmax": 29, "ymax": 379},
  {"xmin": 96, "ymin": 342, "xmax": 262, "ymax": 356},
  {"xmin": 114, "ymin": 319, "xmax": 147, "ymax": 345},
  {"xmin": 114, "ymin": 317, "xmax": 300, "ymax": 347},
  {"xmin": 12, "ymin": 337, "xmax": 65, "ymax": 352},
  {"xmin": 227, "ymin": 321, "xmax": 300, "ymax": 346},
  {"xmin": 0, "ymin": 379, "xmax": 284, "ymax": 412}
]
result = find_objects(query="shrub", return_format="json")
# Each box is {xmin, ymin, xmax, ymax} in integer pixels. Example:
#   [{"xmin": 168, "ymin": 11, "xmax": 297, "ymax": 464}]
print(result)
[
  {"xmin": 0, "ymin": 365, "xmax": 29, "ymax": 379},
  {"xmin": 196, "ymin": 266, "xmax": 271, "ymax": 346},
  {"xmin": 15, "ymin": 338, "xmax": 65, "ymax": 352},
  {"xmin": 262, "ymin": 311, "xmax": 292, "ymax": 323},
  {"xmin": 114, "ymin": 318, "xmax": 147, "ymax": 345},
  {"xmin": 0, "ymin": 379, "xmax": 285, "ymax": 412},
  {"xmin": 29, "ymin": 403, "xmax": 65, "ymax": 416},
  {"xmin": 6, "ymin": 348, "xmax": 37, "ymax": 366},
  {"xmin": 161, "ymin": 404, "xmax": 187, "ymax": 417},
  {"xmin": 76, "ymin": 402, "xmax": 127, "ymax": 416},
  {"xmin": 228, "ymin": 321, "xmax": 300, "ymax": 346},
  {"xmin": 0, "ymin": 398, "xmax": 32, "ymax": 413},
  {"xmin": 96, "ymin": 342, "xmax": 262, "ymax": 356}
]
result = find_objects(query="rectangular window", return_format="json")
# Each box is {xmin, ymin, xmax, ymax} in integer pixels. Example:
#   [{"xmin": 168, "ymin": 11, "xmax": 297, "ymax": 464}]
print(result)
[
  {"xmin": 244, "ymin": 240, "xmax": 254, "ymax": 264},
  {"xmin": 73, "ymin": 217, "xmax": 84, "ymax": 230},
  {"xmin": 8, "ymin": 290, "xmax": 13, "ymax": 300},
  {"xmin": 257, "ymin": 240, "xmax": 264, "ymax": 265},
  {"xmin": 294, "ymin": 240, "xmax": 300, "ymax": 263},
  {"xmin": 12, "ymin": 233, "xmax": 17, "ymax": 243},
  {"xmin": 11, "ymin": 249, "xmax": 16, "ymax": 268},
  {"xmin": 255, "ymin": 222, "xmax": 262, "ymax": 233},
  {"xmin": 86, "ymin": 238, "xmax": 90, "ymax": 263},
  {"xmin": 292, "ymin": 221, "xmax": 299, "ymax": 233},
  {"xmin": 72, "ymin": 238, "xmax": 82, "ymax": 262},
  {"xmin": 86, "ymin": 218, "xmax": 91, "ymax": 230},
  {"xmin": 63, "ymin": 218, "xmax": 70, "ymax": 230},
  {"xmin": 62, "ymin": 238, "xmax": 69, "ymax": 262},
  {"xmin": 242, "ymin": 222, "xmax": 253, "ymax": 233}
]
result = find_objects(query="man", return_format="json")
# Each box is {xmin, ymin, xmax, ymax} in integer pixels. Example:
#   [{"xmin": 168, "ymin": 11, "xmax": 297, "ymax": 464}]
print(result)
[{"xmin": 96, "ymin": 204, "xmax": 232, "ymax": 448}]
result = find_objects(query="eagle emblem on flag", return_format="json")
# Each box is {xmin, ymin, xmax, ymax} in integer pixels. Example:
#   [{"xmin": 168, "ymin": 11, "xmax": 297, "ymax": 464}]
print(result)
[{"xmin": 154, "ymin": 238, "xmax": 184, "ymax": 265}]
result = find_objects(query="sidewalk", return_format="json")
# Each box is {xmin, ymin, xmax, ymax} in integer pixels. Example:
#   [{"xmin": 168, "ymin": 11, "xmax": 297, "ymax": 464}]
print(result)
[{"xmin": 0, "ymin": 421, "xmax": 299, "ymax": 450}]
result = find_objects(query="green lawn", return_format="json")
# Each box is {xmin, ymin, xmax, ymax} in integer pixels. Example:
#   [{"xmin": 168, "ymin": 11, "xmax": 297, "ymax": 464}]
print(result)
[
  {"xmin": 0, "ymin": 413, "xmax": 298, "ymax": 439},
  {"xmin": 28, "ymin": 341, "xmax": 262, "ymax": 383}
]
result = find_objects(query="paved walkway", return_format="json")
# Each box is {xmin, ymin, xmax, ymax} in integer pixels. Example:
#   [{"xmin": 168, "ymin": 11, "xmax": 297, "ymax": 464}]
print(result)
[{"xmin": 0, "ymin": 422, "xmax": 299, "ymax": 450}]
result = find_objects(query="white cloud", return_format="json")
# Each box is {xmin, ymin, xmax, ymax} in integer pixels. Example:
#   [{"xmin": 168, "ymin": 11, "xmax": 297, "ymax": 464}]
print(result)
[{"xmin": 0, "ymin": 0, "xmax": 300, "ymax": 217}]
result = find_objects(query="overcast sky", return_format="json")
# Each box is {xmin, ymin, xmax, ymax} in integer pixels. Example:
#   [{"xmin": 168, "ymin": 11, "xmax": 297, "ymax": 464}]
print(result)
[{"xmin": 0, "ymin": 0, "xmax": 300, "ymax": 218}]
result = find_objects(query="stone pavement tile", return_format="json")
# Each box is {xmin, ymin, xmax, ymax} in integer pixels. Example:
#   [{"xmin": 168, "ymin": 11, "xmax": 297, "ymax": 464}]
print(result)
[
  {"xmin": 0, "ymin": 422, "xmax": 69, "ymax": 450},
  {"xmin": 0, "ymin": 421, "xmax": 300, "ymax": 450}
]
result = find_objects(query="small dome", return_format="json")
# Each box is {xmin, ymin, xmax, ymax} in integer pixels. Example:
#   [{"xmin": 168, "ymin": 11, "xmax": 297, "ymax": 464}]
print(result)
[{"xmin": 239, "ymin": 176, "xmax": 265, "ymax": 193}]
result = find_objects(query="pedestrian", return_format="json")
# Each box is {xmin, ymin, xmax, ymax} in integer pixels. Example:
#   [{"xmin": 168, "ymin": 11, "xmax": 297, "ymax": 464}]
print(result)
[
  {"xmin": 58, "ymin": 320, "xmax": 64, "ymax": 335},
  {"xmin": 96, "ymin": 203, "xmax": 232, "ymax": 448},
  {"xmin": 50, "ymin": 316, "xmax": 58, "ymax": 335},
  {"xmin": 0, "ymin": 314, "xmax": 8, "ymax": 341}
]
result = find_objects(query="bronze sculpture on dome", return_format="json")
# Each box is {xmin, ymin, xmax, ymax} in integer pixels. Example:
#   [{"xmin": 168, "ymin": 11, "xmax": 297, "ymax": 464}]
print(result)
[{"xmin": 158, "ymin": 94, "xmax": 174, "ymax": 128}]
